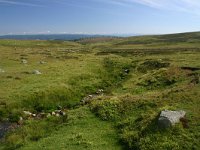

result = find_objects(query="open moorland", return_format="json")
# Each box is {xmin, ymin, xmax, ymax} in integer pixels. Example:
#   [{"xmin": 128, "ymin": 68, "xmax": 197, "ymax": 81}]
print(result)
[{"xmin": 0, "ymin": 32, "xmax": 200, "ymax": 150}]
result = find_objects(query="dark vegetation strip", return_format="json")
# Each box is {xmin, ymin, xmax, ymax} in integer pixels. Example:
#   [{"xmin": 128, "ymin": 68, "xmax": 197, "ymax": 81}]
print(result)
[{"xmin": 96, "ymin": 48, "xmax": 200, "ymax": 56}]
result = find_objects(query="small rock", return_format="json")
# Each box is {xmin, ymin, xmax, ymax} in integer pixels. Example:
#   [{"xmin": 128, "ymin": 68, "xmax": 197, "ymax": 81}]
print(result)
[
  {"xmin": 32, "ymin": 114, "xmax": 36, "ymax": 117},
  {"xmin": 32, "ymin": 70, "xmax": 42, "ymax": 75},
  {"xmin": 99, "ymin": 89, "xmax": 104, "ymax": 92},
  {"xmin": 39, "ymin": 61, "xmax": 46, "ymax": 64},
  {"xmin": 37, "ymin": 113, "xmax": 46, "ymax": 118},
  {"xmin": 0, "ymin": 69, "xmax": 5, "ymax": 73},
  {"xmin": 52, "ymin": 112, "xmax": 56, "ymax": 115},
  {"xmin": 124, "ymin": 69, "xmax": 130, "ymax": 74},
  {"xmin": 60, "ymin": 111, "xmax": 66, "ymax": 116},
  {"xmin": 96, "ymin": 89, "xmax": 104, "ymax": 94},
  {"xmin": 18, "ymin": 117, "xmax": 23, "ymax": 125},
  {"xmin": 19, "ymin": 117, "xmax": 23, "ymax": 121},
  {"xmin": 55, "ymin": 113, "xmax": 60, "ymax": 117},
  {"xmin": 21, "ymin": 59, "xmax": 28, "ymax": 64},
  {"xmin": 23, "ymin": 111, "xmax": 32, "ymax": 116},
  {"xmin": 47, "ymin": 113, "xmax": 51, "ymax": 118},
  {"xmin": 88, "ymin": 95, "xmax": 93, "ymax": 98},
  {"xmin": 158, "ymin": 110, "xmax": 186, "ymax": 128}
]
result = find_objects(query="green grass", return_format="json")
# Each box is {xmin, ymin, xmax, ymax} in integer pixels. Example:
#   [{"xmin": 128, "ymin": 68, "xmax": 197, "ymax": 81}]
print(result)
[
  {"xmin": 19, "ymin": 107, "xmax": 122, "ymax": 150},
  {"xmin": 0, "ymin": 32, "xmax": 200, "ymax": 149}
]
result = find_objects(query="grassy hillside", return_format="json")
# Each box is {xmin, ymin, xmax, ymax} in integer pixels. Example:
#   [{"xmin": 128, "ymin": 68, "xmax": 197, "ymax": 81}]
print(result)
[{"xmin": 0, "ymin": 32, "xmax": 200, "ymax": 149}]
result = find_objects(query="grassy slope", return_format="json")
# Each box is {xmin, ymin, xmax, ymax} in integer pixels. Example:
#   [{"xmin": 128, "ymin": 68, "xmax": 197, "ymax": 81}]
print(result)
[
  {"xmin": 21, "ymin": 107, "xmax": 122, "ymax": 150},
  {"xmin": 0, "ymin": 32, "xmax": 200, "ymax": 149}
]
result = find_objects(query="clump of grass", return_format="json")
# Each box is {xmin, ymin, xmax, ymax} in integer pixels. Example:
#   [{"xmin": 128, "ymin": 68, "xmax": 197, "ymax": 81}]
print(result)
[
  {"xmin": 137, "ymin": 67, "xmax": 187, "ymax": 90},
  {"xmin": 137, "ymin": 60, "xmax": 170, "ymax": 73},
  {"xmin": 99, "ymin": 57, "xmax": 133, "ymax": 90},
  {"xmin": 90, "ymin": 97, "xmax": 121, "ymax": 121},
  {"xmin": 21, "ymin": 87, "xmax": 80, "ymax": 112},
  {"xmin": 90, "ymin": 91, "xmax": 199, "ymax": 150},
  {"xmin": 4, "ymin": 114, "xmax": 68, "ymax": 149}
]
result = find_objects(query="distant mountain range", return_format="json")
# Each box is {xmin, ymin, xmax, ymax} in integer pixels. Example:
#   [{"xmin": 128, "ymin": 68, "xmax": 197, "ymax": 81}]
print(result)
[
  {"xmin": 0, "ymin": 33, "xmax": 141, "ymax": 41},
  {"xmin": 0, "ymin": 34, "xmax": 116, "ymax": 40}
]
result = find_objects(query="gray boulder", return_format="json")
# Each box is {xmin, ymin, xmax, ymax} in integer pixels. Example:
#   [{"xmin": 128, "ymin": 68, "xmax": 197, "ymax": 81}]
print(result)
[{"xmin": 158, "ymin": 110, "xmax": 186, "ymax": 128}]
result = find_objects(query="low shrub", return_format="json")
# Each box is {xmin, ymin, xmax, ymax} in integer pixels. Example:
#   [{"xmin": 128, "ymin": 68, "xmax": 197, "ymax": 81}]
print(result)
[
  {"xmin": 137, "ymin": 60, "xmax": 170, "ymax": 73},
  {"xmin": 90, "ymin": 97, "xmax": 121, "ymax": 121},
  {"xmin": 137, "ymin": 67, "xmax": 186, "ymax": 89}
]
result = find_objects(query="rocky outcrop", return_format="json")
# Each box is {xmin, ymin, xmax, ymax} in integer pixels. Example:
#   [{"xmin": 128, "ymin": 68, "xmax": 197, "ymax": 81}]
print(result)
[{"xmin": 158, "ymin": 110, "xmax": 186, "ymax": 128}]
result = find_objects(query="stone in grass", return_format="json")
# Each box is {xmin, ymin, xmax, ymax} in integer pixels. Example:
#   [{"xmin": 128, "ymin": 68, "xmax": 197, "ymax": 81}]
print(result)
[
  {"xmin": 39, "ymin": 61, "xmax": 46, "ymax": 64},
  {"xmin": 21, "ymin": 59, "xmax": 28, "ymax": 64},
  {"xmin": 32, "ymin": 70, "xmax": 42, "ymax": 75},
  {"xmin": 47, "ymin": 113, "xmax": 51, "ymax": 118},
  {"xmin": 158, "ymin": 110, "xmax": 186, "ymax": 128},
  {"xmin": 0, "ymin": 69, "xmax": 5, "ymax": 73},
  {"xmin": 23, "ymin": 111, "xmax": 32, "ymax": 116}
]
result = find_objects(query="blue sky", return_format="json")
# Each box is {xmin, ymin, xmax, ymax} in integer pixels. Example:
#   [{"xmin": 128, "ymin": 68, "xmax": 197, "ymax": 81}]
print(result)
[{"xmin": 0, "ymin": 0, "xmax": 200, "ymax": 35}]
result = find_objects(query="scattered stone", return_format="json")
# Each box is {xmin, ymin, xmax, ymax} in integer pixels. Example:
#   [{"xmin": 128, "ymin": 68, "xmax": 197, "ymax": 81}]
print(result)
[
  {"xmin": 19, "ymin": 117, "xmax": 23, "ymax": 121},
  {"xmin": 0, "ymin": 69, "xmax": 5, "ymax": 73},
  {"xmin": 23, "ymin": 111, "xmax": 32, "ymax": 116},
  {"xmin": 21, "ymin": 59, "xmax": 28, "ymax": 64},
  {"xmin": 47, "ymin": 113, "xmax": 51, "ymax": 118},
  {"xmin": 32, "ymin": 70, "xmax": 42, "ymax": 75},
  {"xmin": 39, "ymin": 61, "xmax": 46, "ymax": 64},
  {"xmin": 52, "ymin": 112, "xmax": 56, "ymax": 116},
  {"xmin": 81, "ymin": 89, "xmax": 105, "ymax": 105},
  {"xmin": 18, "ymin": 117, "xmax": 23, "ymax": 125},
  {"xmin": 55, "ymin": 113, "xmax": 60, "ymax": 117},
  {"xmin": 60, "ymin": 111, "xmax": 66, "ymax": 116},
  {"xmin": 158, "ymin": 110, "xmax": 186, "ymax": 128},
  {"xmin": 38, "ymin": 113, "xmax": 47, "ymax": 118},
  {"xmin": 124, "ymin": 69, "xmax": 130, "ymax": 74},
  {"xmin": 88, "ymin": 95, "xmax": 93, "ymax": 98},
  {"xmin": 32, "ymin": 114, "xmax": 36, "ymax": 117},
  {"xmin": 55, "ymin": 110, "xmax": 61, "ymax": 113},
  {"xmin": 96, "ymin": 89, "xmax": 104, "ymax": 94}
]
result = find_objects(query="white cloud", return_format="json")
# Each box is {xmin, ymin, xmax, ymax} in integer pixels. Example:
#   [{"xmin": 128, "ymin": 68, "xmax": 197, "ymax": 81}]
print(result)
[
  {"xmin": 0, "ymin": 0, "xmax": 44, "ymax": 7},
  {"xmin": 103, "ymin": 0, "xmax": 200, "ymax": 15}
]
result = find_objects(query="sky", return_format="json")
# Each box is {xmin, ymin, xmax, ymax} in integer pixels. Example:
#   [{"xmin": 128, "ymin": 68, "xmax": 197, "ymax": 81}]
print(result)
[{"xmin": 0, "ymin": 0, "xmax": 200, "ymax": 35}]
